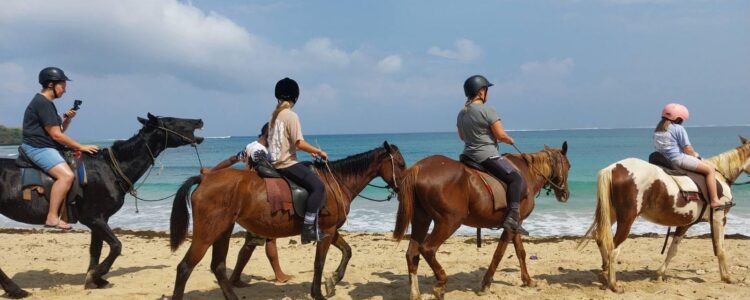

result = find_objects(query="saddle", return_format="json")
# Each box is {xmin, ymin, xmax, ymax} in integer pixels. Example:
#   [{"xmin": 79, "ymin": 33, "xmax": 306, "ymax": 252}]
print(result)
[
  {"xmin": 459, "ymin": 154, "xmax": 510, "ymax": 211},
  {"xmin": 15, "ymin": 146, "xmax": 87, "ymax": 223},
  {"xmin": 647, "ymin": 152, "xmax": 724, "ymax": 202},
  {"xmin": 255, "ymin": 157, "xmax": 324, "ymax": 218}
]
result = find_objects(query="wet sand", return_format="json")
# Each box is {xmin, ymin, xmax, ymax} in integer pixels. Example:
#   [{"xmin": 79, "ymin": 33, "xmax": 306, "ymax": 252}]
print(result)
[{"xmin": 0, "ymin": 228, "xmax": 749, "ymax": 299}]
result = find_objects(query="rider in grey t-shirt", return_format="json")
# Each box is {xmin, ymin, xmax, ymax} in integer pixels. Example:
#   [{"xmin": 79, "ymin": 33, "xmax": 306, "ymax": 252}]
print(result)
[{"xmin": 457, "ymin": 103, "xmax": 500, "ymax": 163}]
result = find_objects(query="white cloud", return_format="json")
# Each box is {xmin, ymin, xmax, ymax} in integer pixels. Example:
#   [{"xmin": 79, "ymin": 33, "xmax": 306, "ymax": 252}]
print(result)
[
  {"xmin": 427, "ymin": 39, "xmax": 482, "ymax": 62},
  {"xmin": 376, "ymin": 55, "xmax": 402, "ymax": 73},
  {"xmin": 302, "ymin": 38, "xmax": 353, "ymax": 67},
  {"xmin": 520, "ymin": 58, "xmax": 575, "ymax": 78}
]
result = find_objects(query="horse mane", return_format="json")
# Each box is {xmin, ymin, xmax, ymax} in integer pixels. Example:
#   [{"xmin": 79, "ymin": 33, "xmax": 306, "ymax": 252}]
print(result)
[
  {"xmin": 109, "ymin": 130, "xmax": 147, "ymax": 161},
  {"xmin": 518, "ymin": 150, "xmax": 555, "ymax": 178},
  {"xmin": 707, "ymin": 143, "xmax": 750, "ymax": 181},
  {"xmin": 315, "ymin": 147, "xmax": 384, "ymax": 176}
]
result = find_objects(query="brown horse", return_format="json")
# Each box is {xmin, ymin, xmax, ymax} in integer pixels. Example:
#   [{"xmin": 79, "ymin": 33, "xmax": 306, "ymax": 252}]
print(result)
[
  {"xmin": 169, "ymin": 142, "xmax": 406, "ymax": 300},
  {"xmin": 393, "ymin": 142, "xmax": 570, "ymax": 300},
  {"xmin": 581, "ymin": 136, "xmax": 750, "ymax": 293}
]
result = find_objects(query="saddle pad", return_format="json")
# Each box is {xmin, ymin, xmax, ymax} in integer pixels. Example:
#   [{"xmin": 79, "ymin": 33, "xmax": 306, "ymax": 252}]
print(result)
[
  {"xmin": 666, "ymin": 172, "xmax": 725, "ymax": 202},
  {"xmin": 473, "ymin": 170, "xmax": 508, "ymax": 211},
  {"xmin": 264, "ymin": 178, "xmax": 293, "ymax": 214}
]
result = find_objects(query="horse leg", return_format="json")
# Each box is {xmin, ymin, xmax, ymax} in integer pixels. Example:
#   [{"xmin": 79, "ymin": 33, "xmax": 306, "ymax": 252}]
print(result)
[
  {"xmin": 311, "ymin": 234, "xmax": 334, "ymax": 300},
  {"xmin": 656, "ymin": 226, "xmax": 689, "ymax": 281},
  {"xmin": 229, "ymin": 232, "xmax": 258, "ymax": 288},
  {"xmin": 327, "ymin": 231, "xmax": 350, "ymax": 291},
  {"xmin": 479, "ymin": 230, "xmax": 512, "ymax": 294},
  {"xmin": 606, "ymin": 211, "xmax": 636, "ymax": 293},
  {"xmin": 83, "ymin": 219, "xmax": 121, "ymax": 289},
  {"xmin": 419, "ymin": 220, "xmax": 461, "ymax": 300},
  {"xmin": 210, "ymin": 228, "xmax": 238, "ymax": 300},
  {"xmin": 512, "ymin": 232, "xmax": 535, "ymax": 287},
  {"xmin": 406, "ymin": 208, "xmax": 431, "ymax": 300},
  {"xmin": 86, "ymin": 232, "xmax": 104, "ymax": 274},
  {"xmin": 713, "ymin": 210, "xmax": 732, "ymax": 283},
  {"xmin": 0, "ymin": 267, "xmax": 29, "ymax": 299},
  {"xmin": 172, "ymin": 240, "xmax": 212, "ymax": 300}
]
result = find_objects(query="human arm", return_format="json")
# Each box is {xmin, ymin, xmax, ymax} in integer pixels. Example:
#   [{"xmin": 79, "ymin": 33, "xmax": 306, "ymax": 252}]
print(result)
[
  {"xmin": 61, "ymin": 110, "xmax": 76, "ymax": 132},
  {"xmin": 296, "ymin": 140, "xmax": 328, "ymax": 160},
  {"xmin": 457, "ymin": 126, "xmax": 465, "ymax": 141},
  {"xmin": 44, "ymin": 125, "xmax": 99, "ymax": 154},
  {"xmin": 490, "ymin": 120, "xmax": 515, "ymax": 145},
  {"xmin": 683, "ymin": 145, "xmax": 700, "ymax": 158}
]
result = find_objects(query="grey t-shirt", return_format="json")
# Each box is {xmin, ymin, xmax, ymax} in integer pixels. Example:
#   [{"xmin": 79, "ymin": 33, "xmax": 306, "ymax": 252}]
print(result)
[{"xmin": 457, "ymin": 103, "xmax": 501, "ymax": 163}]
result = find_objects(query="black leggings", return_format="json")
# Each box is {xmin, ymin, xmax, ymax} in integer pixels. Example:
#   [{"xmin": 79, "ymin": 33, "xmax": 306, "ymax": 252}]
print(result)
[
  {"xmin": 278, "ymin": 163, "xmax": 326, "ymax": 215},
  {"xmin": 481, "ymin": 157, "xmax": 524, "ymax": 219}
]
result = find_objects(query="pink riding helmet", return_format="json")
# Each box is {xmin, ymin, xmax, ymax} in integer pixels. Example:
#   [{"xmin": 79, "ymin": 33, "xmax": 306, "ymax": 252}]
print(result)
[{"xmin": 661, "ymin": 103, "xmax": 689, "ymax": 122}]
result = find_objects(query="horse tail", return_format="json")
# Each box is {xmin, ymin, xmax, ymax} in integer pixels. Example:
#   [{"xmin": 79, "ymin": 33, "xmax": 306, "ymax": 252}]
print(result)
[
  {"xmin": 170, "ymin": 175, "xmax": 201, "ymax": 251},
  {"xmin": 393, "ymin": 166, "xmax": 419, "ymax": 241},
  {"xmin": 578, "ymin": 167, "xmax": 614, "ymax": 252}
]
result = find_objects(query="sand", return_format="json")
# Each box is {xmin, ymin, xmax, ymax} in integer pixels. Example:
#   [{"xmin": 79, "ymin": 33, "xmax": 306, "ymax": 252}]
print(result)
[{"xmin": 0, "ymin": 228, "xmax": 748, "ymax": 299}]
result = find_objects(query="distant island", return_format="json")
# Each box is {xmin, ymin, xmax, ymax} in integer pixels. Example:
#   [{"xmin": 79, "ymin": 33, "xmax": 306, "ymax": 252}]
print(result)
[{"xmin": 0, "ymin": 125, "xmax": 22, "ymax": 145}]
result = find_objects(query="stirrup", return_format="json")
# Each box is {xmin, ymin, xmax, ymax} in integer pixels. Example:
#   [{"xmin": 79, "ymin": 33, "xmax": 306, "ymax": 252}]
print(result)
[{"xmin": 712, "ymin": 201, "xmax": 736, "ymax": 212}]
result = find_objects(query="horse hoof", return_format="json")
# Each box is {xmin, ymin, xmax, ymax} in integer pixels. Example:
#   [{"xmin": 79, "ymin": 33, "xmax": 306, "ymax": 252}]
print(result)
[
  {"xmin": 5, "ymin": 288, "xmax": 30, "ymax": 299},
  {"xmin": 611, "ymin": 286, "xmax": 624, "ymax": 294},
  {"xmin": 432, "ymin": 287, "xmax": 445, "ymax": 300},
  {"xmin": 523, "ymin": 280, "xmax": 537, "ymax": 288},
  {"xmin": 324, "ymin": 276, "xmax": 336, "ymax": 297},
  {"xmin": 477, "ymin": 283, "xmax": 490, "ymax": 295},
  {"xmin": 722, "ymin": 277, "xmax": 733, "ymax": 284},
  {"xmin": 94, "ymin": 277, "xmax": 110, "ymax": 288}
]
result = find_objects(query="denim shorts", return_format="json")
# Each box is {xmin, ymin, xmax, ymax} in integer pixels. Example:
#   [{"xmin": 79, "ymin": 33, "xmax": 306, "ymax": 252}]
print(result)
[
  {"xmin": 672, "ymin": 154, "xmax": 700, "ymax": 171},
  {"xmin": 20, "ymin": 144, "xmax": 66, "ymax": 172}
]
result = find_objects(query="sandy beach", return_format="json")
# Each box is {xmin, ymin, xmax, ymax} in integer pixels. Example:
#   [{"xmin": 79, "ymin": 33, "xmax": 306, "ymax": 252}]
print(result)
[{"xmin": 0, "ymin": 228, "xmax": 748, "ymax": 299}]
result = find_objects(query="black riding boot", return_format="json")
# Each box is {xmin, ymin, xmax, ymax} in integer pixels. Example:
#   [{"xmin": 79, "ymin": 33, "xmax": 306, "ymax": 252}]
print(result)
[
  {"xmin": 301, "ymin": 216, "xmax": 325, "ymax": 244},
  {"xmin": 503, "ymin": 206, "xmax": 529, "ymax": 236}
]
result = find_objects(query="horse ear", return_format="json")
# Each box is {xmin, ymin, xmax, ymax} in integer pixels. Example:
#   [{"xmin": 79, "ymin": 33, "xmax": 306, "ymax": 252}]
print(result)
[
  {"xmin": 147, "ymin": 112, "xmax": 158, "ymax": 121},
  {"xmin": 740, "ymin": 135, "xmax": 749, "ymax": 145},
  {"xmin": 544, "ymin": 144, "xmax": 550, "ymax": 150},
  {"xmin": 561, "ymin": 141, "xmax": 568, "ymax": 155},
  {"xmin": 383, "ymin": 141, "xmax": 392, "ymax": 152},
  {"xmin": 137, "ymin": 117, "xmax": 148, "ymax": 125}
]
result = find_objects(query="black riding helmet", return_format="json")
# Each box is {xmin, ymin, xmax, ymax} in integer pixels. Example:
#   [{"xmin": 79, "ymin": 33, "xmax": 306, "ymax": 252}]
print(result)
[
  {"xmin": 275, "ymin": 77, "xmax": 299, "ymax": 103},
  {"xmin": 39, "ymin": 67, "xmax": 71, "ymax": 87},
  {"xmin": 463, "ymin": 75, "xmax": 493, "ymax": 98}
]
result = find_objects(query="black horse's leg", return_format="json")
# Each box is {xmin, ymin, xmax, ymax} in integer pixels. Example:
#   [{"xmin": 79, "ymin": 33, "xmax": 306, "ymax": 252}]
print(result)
[
  {"xmin": 211, "ymin": 228, "xmax": 238, "ymax": 300},
  {"xmin": 84, "ymin": 218, "xmax": 121, "ymax": 289},
  {"xmin": 229, "ymin": 231, "xmax": 258, "ymax": 288},
  {"xmin": 87, "ymin": 230, "xmax": 104, "ymax": 272},
  {"xmin": 0, "ymin": 267, "xmax": 29, "ymax": 299},
  {"xmin": 311, "ymin": 233, "xmax": 334, "ymax": 300}
]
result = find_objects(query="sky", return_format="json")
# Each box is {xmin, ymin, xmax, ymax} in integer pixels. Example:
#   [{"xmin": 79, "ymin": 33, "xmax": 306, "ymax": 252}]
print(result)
[{"xmin": 1, "ymin": 0, "xmax": 748, "ymax": 139}]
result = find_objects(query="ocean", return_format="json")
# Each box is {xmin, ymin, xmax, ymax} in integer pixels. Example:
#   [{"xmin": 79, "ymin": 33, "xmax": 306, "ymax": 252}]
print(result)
[{"xmin": 2, "ymin": 126, "xmax": 749, "ymax": 237}]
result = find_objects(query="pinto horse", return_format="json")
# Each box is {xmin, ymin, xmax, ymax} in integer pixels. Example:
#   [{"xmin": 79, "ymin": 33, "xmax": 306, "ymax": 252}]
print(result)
[
  {"xmin": 169, "ymin": 142, "xmax": 406, "ymax": 300},
  {"xmin": 582, "ymin": 136, "xmax": 750, "ymax": 293},
  {"xmin": 0, "ymin": 113, "xmax": 203, "ymax": 298},
  {"xmin": 393, "ymin": 142, "xmax": 570, "ymax": 300}
]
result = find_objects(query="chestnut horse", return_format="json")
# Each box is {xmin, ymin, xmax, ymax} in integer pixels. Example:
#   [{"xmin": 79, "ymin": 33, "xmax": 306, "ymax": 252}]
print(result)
[
  {"xmin": 169, "ymin": 142, "xmax": 405, "ymax": 300},
  {"xmin": 393, "ymin": 142, "xmax": 570, "ymax": 300},
  {"xmin": 581, "ymin": 136, "xmax": 750, "ymax": 293}
]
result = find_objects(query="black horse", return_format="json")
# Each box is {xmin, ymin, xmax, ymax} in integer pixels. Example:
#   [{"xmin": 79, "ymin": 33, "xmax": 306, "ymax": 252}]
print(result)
[{"xmin": 0, "ymin": 113, "xmax": 203, "ymax": 298}]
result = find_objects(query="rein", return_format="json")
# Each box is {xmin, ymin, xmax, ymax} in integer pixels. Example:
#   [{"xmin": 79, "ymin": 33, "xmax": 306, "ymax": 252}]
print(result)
[
  {"xmin": 321, "ymin": 151, "xmax": 399, "ymax": 203},
  {"xmin": 107, "ymin": 123, "xmax": 203, "ymax": 212}
]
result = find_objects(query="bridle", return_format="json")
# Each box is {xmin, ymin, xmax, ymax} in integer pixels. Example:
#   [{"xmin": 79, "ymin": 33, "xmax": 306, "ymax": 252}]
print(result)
[
  {"xmin": 107, "ymin": 121, "xmax": 203, "ymax": 211},
  {"xmin": 512, "ymin": 144, "xmax": 568, "ymax": 198},
  {"xmin": 322, "ymin": 150, "xmax": 400, "ymax": 203}
]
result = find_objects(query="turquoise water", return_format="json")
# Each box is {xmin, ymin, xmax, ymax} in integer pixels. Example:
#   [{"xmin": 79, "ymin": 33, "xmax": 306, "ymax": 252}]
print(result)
[{"xmin": 2, "ymin": 126, "xmax": 749, "ymax": 236}]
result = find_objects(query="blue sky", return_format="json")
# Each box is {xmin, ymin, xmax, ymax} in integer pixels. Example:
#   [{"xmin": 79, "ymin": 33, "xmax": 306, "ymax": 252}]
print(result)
[{"xmin": 1, "ymin": 0, "xmax": 748, "ymax": 139}]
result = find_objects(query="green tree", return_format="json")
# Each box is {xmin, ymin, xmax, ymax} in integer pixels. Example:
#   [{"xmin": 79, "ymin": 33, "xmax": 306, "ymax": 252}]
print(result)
[{"xmin": 0, "ymin": 125, "xmax": 22, "ymax": 145}]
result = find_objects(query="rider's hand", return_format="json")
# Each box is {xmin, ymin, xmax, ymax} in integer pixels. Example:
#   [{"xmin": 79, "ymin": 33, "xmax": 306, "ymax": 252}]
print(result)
[
  {"xmin": 63, "ymin": 110, "xmax": 77, "ymax": 120},
  {"xmin": 316, "ymin": 150, "xmax": 328, "ymax": 161},
  {"xmin": 78, "ymin": 144, "xmax": 99, "ymax": 154},
  {"xmin": 507, "ymin": 137, "xmax": 515, "ymax": 145}
]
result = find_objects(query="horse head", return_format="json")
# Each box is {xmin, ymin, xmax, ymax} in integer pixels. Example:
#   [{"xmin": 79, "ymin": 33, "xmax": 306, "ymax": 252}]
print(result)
[
  {"xmin": 740, "ymin": 135, "xmax": 750, "ymax": 175},
  {"xmin": 542, "ymin": 141, "xmax": 570, "ymax": 203},
  {"xmin": 137, "ymin": 112, "xmax": 204, "ymax": 148},
  {"xmin": 378, "ymin": 141, "xmax": 407, "ymax": 192}
]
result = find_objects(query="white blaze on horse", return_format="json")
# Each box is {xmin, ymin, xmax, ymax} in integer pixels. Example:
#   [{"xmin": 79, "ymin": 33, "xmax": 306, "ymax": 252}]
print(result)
[{"xmin": 581, "ymin": 136, "xmax": 750, "ymax": 293}]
